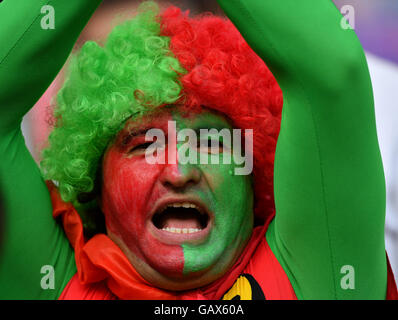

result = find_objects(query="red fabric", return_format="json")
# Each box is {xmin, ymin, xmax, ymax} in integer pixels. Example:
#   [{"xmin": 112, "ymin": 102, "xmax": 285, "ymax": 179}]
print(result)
[
  {"xmin": 242, "ymin": 234, "xmax": 296, "ymax": 300},
  {"xmin": 386, "ymin": 255, "xmax": 398, "ymax": 300},
  {"xmin": 59, "ymin": 274, "xmax": 117, "ymax": 300}
]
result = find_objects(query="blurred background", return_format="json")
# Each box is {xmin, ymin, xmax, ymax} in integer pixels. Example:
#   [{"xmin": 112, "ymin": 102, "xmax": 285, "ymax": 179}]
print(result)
[
  {"xmin": 333, "ymin": 0, "xmax": 398, "ymax": 282},
  {"xmin": 21, "ymin": 0, "xmax": 398, "ymax": 282}
]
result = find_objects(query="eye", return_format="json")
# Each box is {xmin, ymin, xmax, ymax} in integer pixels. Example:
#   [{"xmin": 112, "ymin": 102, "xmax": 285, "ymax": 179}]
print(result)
[
  {"xmin": 128, "ymin": 142, "xmax": 153, "ymax": 155},
  {"xmin": 197, "ymin": 138, "xmax": 225, "ymax": 154}
]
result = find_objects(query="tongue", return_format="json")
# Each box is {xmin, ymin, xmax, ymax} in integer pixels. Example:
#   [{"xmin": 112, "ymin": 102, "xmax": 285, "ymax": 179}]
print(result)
[{"xmin": 161, "ymin": 212, "xmax": 202, "ymax": 229}]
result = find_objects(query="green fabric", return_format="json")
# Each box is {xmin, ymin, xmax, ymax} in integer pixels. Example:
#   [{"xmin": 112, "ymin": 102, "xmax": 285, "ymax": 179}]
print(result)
[
  {"xmin": 0, "ymin": 0, "xmax": 101, "ymax": 299},
  {"xmin": 217, "ymin": 0, "xmax": 387, "ymax": 299}
]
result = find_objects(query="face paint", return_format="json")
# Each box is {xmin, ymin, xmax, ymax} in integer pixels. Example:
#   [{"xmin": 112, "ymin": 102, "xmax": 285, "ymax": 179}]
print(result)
[
  {"xmin": 101, "ymin": 106, "xmax": 254, "ymax": 288},
  {"xmin": 173, "ymin": 111, "xmax": 254, "ymax": 277},
  {"xmin": 101, "ymin": 110, "xmax": 185, "ymax": 277}
]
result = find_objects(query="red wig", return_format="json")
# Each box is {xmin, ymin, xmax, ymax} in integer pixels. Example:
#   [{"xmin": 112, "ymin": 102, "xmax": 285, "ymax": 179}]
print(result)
[{"xmin": 160, "ymin": 7, "xmax": 283, "ymax": 223}]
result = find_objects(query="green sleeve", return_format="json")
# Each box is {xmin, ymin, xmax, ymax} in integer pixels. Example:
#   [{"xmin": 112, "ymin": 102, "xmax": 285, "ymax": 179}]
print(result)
[
  {"xmin": 0, "ymin": 0, "xmax": 101, "ymax": 299},
  {"xmin": 217, "ymin": 0, "xmax": 387, "ymax": 299}
]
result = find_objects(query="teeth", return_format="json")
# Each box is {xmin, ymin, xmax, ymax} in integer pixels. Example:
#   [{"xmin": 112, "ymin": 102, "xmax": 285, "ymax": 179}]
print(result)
[
  {"xmin": 167, "ymin": 202, "xmax": 199, "ymax": 210},
  {"xmin": 162, "ymin": 227, "xmax": 202, "ymax": 234},
  {"xmin": 158, "ymin": 202, "xmax": 206, "ymax": 234}
]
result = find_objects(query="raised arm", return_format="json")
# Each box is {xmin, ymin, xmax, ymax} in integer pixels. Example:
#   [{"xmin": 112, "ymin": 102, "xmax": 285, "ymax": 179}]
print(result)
[
  {"xmin": 217, "ymin": 0, "xmax": 387, "ymax": 299},
  {"xmin": 0, "ymin": 0, "xmax": 101, "ymax": 299}
]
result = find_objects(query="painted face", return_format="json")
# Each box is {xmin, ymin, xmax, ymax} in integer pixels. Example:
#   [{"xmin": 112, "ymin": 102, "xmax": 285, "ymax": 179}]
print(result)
[{"xmin": 101, "ymin": 106, "xmax": 254, "ymax": 290}]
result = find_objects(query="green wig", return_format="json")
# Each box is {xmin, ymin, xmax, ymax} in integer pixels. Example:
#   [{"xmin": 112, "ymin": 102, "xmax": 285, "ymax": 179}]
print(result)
[{"xmin": 41, "ymin": 2, "xmax": 185, "ymax": 207}]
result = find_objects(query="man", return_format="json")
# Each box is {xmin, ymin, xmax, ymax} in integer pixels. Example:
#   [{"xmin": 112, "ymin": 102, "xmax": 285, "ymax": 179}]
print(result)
[{"xmin": 0, "ymin": 0, "xmax": 396, "ymax": 299}]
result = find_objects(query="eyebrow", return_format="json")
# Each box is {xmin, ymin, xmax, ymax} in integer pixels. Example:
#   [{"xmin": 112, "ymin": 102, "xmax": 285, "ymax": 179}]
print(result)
[
  {"xmin": 119, "ymin": 118, "xmax": 232, "ymax": 146},
  {"xmin": 192, "ymin": 122, "xmax": 233, "ymax": 134},
  {"xmin": 120, "ymin": 128, "xmax": 152, "ymax": 146}
]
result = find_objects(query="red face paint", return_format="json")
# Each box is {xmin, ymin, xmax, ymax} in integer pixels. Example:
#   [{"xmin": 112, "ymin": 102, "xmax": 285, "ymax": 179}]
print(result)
[{"xmin": 101, "ymin": 110, "xmax": 187, "ymax": 277}]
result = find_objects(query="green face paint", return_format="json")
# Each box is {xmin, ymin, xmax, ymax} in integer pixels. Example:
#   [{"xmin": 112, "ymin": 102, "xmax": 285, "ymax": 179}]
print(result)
[{"xmin": 172, "ymin": 108, "xmax": 254, "ymax": 277}]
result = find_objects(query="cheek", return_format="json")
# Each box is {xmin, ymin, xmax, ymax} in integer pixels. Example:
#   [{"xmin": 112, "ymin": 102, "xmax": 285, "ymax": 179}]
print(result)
[
  {"xmin": 206, "ymin": 163, "xmax": 252, "ymax": 225},
  {"xmin": 101, "ymin": 150, "xmax": 161, "ymax": 237},
  {"xmin": 101, "ymin": 149, "xmax": 185, "ymax": 276},
  {"xmin": 200, "ymin": 162, "xmax": 233, "ymax": 197}
]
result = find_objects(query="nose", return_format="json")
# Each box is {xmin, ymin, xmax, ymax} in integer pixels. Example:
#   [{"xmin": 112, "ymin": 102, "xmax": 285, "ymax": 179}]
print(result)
[{"xmin": 160, "ymin": 162, "xmax": 201, "ymax": 190}]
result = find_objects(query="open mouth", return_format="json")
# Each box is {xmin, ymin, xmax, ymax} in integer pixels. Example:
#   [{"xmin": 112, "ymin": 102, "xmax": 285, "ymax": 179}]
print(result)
[{"xmin": 152, "ymin": 202, "xmax": 210, "ymax": 235}]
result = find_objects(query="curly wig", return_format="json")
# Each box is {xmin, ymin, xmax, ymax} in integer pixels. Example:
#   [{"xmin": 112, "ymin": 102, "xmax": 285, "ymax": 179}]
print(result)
[{"xmin": 41, "ymin": 1, "xmax": 283, "ymax": 227}]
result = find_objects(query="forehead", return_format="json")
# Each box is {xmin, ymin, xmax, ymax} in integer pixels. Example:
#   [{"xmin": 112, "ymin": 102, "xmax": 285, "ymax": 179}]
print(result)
[{"xmin": 120, "ymin": 105, "xmax": 233, "ymax": 134}]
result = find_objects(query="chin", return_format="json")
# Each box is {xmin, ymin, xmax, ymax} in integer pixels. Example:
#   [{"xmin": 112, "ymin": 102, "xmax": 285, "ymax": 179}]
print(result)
[
  {"xmin": 135, "ymin": 260, "xmax": 233, "ymax": 292},
  {"xmin": 107, "ymin": 227, "xmax": 250, "ymax": 292}
]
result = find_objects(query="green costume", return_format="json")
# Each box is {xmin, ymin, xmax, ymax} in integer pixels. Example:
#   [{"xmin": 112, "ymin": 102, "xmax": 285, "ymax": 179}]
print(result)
[{"xmin": 0, "ymin": 0, "xmax": 389, "ymax": 299}]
